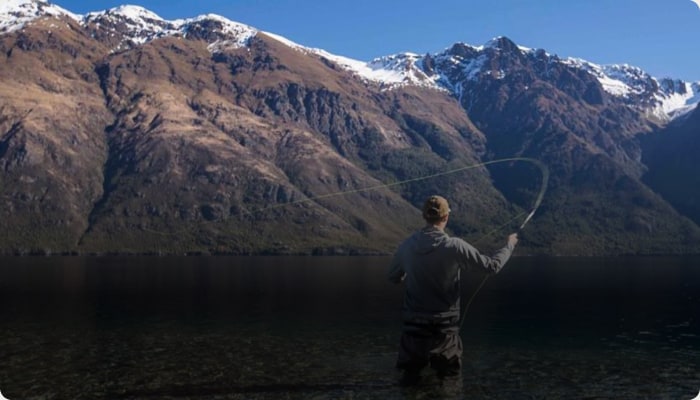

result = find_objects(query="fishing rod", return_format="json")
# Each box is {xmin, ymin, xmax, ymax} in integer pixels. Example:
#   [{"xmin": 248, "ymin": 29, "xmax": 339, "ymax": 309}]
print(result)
[{"xmin": 459, "ymin": 157, "xmax": 549, "ymax": 328}]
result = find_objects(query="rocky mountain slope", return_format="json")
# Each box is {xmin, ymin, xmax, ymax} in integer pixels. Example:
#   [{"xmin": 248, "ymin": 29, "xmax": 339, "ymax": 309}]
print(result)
[
  {"xmin": 1, "ymin": 0, "xmax": 699, "ymax": 255},
  {"xmin": 642, "ymin": 106, "xmax": 700, "ymax": 228}
]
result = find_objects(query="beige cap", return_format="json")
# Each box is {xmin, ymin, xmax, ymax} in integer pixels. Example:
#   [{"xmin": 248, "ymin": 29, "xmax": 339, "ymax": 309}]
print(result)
[{"xmin": 422, "ymin": 195, "xmax": 450, "ymax": 221}]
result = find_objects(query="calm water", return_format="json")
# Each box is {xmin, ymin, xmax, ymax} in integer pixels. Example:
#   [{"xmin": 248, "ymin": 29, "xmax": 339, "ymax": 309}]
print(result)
[{"xmin": 0, "ymin": 256, "xmax": 699, "ymax": 399}]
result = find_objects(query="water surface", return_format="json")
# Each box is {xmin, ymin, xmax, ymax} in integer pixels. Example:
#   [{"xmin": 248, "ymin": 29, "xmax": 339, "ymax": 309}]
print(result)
[{"xmin": 0, "ymin": 256, "xmax": 698, "ymax": 399}]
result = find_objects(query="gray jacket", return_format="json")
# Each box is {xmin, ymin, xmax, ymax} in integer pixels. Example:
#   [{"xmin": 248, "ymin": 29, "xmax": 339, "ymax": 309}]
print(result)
[{"xmin": 388, "ymin": 226, "xmax": 514, "ymax": 323}]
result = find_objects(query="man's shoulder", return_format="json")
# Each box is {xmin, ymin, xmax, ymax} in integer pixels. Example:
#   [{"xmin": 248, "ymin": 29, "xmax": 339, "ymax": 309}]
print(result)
[
  {"xmin": 444, "ymin": 235, "xmax": 474, "ymax": 251},
  {"xmin": 444, "ymin": 234, "xmax": 466, "ymax": 244}
]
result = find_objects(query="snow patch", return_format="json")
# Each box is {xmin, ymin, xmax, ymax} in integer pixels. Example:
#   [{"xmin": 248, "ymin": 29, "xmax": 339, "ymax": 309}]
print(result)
[
  {"xmin": 0, "ymin": 0, "xmax": 80, "ymax": 33},
  {"xmin": 654, "ymin": 81, "xmax": 700, "ymax": 119},
  {"xmin": 85, "ymin": 5, "xmax": 175, "ymax": 45},
  {"xmin": 83, "ymin": 7, "xmax": 257, "ymax": 50},
  {"xmin": 328, "ymin": 52, "xmax": 443, "ymax": 90},
  {"xmin": 461, "ymin": 54, "xmax": 488, "ymax": 81},
  {"xmin": 263, "ymin": 32, "xmax": 441, "ymax": 90},
  {"xmin": 563, "ymin": 58, "xmax": 633, "ymax": 96},
  {"xmin": 106, "ymin": 4, "xmax": 163, "ymax": 22}
]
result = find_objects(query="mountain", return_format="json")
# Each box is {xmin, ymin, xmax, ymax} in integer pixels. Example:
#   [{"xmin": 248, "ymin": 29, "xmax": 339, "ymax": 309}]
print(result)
[
  {"xmin": 1, "ymin": 0, "xmax": 699, "ymax": 255},
  {"xmin": 642, "ymin": 106, "xmax": 700, "ymax": 227}
]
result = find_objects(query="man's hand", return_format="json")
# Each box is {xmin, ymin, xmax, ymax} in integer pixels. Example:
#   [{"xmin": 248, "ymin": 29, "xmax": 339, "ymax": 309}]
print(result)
[{"xmin": 507, "ymin": 233, "xmax": 519, "ymax": 248}]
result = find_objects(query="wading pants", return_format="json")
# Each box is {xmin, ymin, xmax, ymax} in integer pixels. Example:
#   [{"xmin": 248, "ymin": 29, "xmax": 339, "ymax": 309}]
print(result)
[{"xmin": 396, "ymin": 318, "xmax": 462, "ymax": 378}]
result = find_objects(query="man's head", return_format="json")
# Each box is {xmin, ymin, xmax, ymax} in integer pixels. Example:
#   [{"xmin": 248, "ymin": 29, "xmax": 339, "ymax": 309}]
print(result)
[{"xmin": 422, "ymin": 195, "xmax": 450, "ymax": 225}]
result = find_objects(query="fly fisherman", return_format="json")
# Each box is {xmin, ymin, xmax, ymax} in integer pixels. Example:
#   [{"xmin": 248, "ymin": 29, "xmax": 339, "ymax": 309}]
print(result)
[{"xmin": 388, "ymin": 195, "xmax": 518, "ymax": 385}]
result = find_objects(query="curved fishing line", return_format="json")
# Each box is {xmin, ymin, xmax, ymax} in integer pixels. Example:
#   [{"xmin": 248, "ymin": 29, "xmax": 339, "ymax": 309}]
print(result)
[
  {"xmin": 142, "ymin": 156, "xmax": 549, "ymax": 273},
  {"xmin": 143, "ymin": 164, "xmax": 500, "ymax": 236},
  {"xmin": 459, "ymin": 157, "xmax": 549, "ymax": 329},
  {"xmin": 142, "ymin": 157, "xmax": 544, "ymax": 237},
  {"xmin": 243, "ymin": 157, "xmax": 544, "ymax": 215}
]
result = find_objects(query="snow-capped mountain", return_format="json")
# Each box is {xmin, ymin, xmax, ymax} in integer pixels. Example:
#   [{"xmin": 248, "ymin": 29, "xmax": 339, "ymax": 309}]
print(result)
[
  {"xmin": 83, "ymin": 5, "xmax": 179, "ymax": 50},
  {"xmin": 563, "ymin": 59, "xmax": 700, "ymax": 120},
  {"xmin": 3, "ymin": 0, "xmax": 700, "ymax": 256},
  {"xmin": 294, "ymin": 33, "xmax": 700, "ymax": 120},
  {"xmin": 0, "ymin": 0, "xmax": 79, "ymax": 33},
  {"xmin": 3, "ymin": 1, "xmax": 257, "ymax": 53},
  {"xmin": 1, "ymin": 0, "xmax": 697, "ymax": 120},
  {"xmin": 361, "ymin": 39, "xmax": 699, "ymax": 120},
  {"xmin": 84, "ymin": 5, "xmax": 258, "ymax": 53}
]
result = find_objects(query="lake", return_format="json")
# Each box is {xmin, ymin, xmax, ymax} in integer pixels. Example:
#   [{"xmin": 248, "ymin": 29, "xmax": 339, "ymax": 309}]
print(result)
[{"xmin": 0, "ymin": 256, "xmax": 698, "ymax": 399}]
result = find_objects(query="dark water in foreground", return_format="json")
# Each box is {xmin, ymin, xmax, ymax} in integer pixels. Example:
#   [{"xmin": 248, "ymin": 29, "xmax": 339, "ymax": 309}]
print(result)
[{"xmin": 0, "ymin": 256, "xmax": 699, "ymax": 399}]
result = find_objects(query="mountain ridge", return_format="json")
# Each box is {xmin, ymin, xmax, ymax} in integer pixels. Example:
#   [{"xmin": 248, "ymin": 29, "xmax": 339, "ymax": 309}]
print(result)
[
  {"xmin": 2, "ymin": 0, "xmax": 698, "ymax": 120},
  {"xmin": 1, "ymin": 0, "xmax": 700, "ymax": 255}
]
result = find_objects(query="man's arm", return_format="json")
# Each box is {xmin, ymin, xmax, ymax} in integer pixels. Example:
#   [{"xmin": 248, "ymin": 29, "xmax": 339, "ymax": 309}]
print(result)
[
  {"xmin": 387, "ymin": 252, "xmax": 406, "ymax": 284},
  {"xmin": 458, "ymin": 233, "xmax": 518, "ymax": 274}
]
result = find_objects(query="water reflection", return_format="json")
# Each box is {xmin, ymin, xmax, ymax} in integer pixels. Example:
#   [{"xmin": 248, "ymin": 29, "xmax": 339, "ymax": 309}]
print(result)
[{"xmin": 0, "ymin": 256, "xmax": 698, "ymax": 399}]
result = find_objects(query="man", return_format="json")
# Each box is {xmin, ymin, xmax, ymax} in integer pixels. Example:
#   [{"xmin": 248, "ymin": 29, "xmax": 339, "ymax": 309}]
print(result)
[{"xmin": 388, "ymin": 195, "xmax": 518, "ymax": 384}]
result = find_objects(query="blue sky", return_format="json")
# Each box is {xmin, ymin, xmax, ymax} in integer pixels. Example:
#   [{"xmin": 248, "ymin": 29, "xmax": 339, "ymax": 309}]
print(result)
[{"xmin": 56, "ymin": 0, "xmax": 700, "ymax": 82}]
